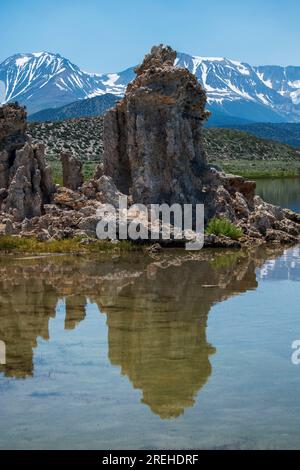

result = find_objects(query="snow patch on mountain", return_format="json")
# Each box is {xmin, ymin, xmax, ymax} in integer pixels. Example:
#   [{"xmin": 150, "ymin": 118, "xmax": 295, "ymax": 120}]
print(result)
[
  {"xmin": 15, "ymin": 56, "xmax": 31, "ymax": 67},
  {"xmin": 256, "ymin": 72, "xmax": 273, "ymax": 91},
  {"xmin": 291, "ymin": 89, "xmax": 300, "ymax": 105}
]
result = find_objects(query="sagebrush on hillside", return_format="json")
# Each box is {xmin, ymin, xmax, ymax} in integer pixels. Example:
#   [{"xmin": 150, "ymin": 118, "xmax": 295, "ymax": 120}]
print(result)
[{"xmin": 28, "ymin": 117, "xmax": 300, "ymax": 166}]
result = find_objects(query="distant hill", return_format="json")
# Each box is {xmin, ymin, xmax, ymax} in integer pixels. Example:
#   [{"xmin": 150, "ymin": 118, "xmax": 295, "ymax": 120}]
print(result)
[
  {"xmin": 226, "ymin": 122, "xmax": 300, "ymax": 148},
  {"xmin": 28, "ymin": 117, "xmax": 104, "ymax": 161},
  {"xmin": 28, "ymin": 94, "xmax": 120, "ymax": 122},
  {"xmin": 203, "ymin": 128, "xmax": 300, "ymax": 161},
  {"xmin": 206, "ymin": 107, "xmax": 253, "ymax": 127},
  {"xmin": 28, "ymin": 116, "xmax": 300, "ymax": 165}
]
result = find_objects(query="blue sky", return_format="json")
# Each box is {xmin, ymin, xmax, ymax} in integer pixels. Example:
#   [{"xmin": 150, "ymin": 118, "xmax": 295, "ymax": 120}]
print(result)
[{"xmin": 0, "ymin": 0, "xmax": 299, "ymax": 72}]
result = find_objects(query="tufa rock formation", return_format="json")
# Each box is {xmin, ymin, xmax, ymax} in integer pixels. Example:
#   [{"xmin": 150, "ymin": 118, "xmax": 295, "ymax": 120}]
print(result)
[
  {"xmin": 102, "ymin": 43, "xmax": 256, "ymax": 219},
  {"xmin": 60, "ymin": 151, "xmax": 84, "ymax": 190},
  {"xmin": 0, "ymin": 103, "xmax": 27, "ymax": 145},
  {"xmin": 0, "ymin": 104, "xmax": 55, "ymax": 221},
  {"xmin": 103, "ymin": 45, "xmax": 209, "ymax": 205},
  {"xmin": 102, "ymin": 44, "xmax": 300, "ymax": 243}
]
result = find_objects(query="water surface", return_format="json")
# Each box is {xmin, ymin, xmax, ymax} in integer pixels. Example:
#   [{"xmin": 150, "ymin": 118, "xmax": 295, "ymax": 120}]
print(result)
[
  {"xmin": 255, "ymin": 177, "xmax": 300, "ymax": 212},
  {"xmin": 0, "ymin": 178, "xmax": 300, "ymax": 449},
  {"xmin": 0, "ymin": 245, "xmax": 300, "ymax": 449}
]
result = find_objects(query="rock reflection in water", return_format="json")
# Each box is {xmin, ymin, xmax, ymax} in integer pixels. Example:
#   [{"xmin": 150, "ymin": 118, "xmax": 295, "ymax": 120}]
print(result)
[{"xmin": 0, "ymin": 247, "xmax": 288, "ymax": 418}]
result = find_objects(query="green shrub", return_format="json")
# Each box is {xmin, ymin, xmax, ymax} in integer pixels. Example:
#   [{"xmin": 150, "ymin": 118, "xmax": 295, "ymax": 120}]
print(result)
[{"xmin": 205, "ymin": 217, "xmax": 243, "ymax": 240}]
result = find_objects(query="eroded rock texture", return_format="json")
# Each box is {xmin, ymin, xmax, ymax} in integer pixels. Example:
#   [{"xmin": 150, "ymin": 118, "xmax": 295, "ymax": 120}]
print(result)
[
  {"xmin": 102, "ymin": 44, "xmax": 258, "ymax": 221},
  {"xmin": 0, "ymin": 104, "xmax": 55, "ymax": 221},
  {"xmin": 103, "ymin": 44, "xmax": 209, "ymax": 205},
  {"xmin": 60, "ymin": 151, "xmax": 83, "ymax": 191}
]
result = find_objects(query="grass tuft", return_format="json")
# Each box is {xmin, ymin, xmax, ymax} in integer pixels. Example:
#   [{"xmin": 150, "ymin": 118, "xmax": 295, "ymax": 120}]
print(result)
[{"xmin": 205, "ymin": 217, "xmax": 243, "ymax": 240}]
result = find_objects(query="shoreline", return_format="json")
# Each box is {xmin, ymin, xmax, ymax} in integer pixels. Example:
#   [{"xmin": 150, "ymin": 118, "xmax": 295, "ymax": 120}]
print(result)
[
  {"xmin": 0, "ymin": 236, "xmax": 144, "ymax": 255},
  {"xmin": 0, "ymin": 234, "xmax": 298, "ymax": 256},
  {"xmin": 48, "ymin": 160, "xmax": 300, "ymax": 184},
  {"xmin": 211, "ymin": 159, "xmax": 300, "ymax": 179}
]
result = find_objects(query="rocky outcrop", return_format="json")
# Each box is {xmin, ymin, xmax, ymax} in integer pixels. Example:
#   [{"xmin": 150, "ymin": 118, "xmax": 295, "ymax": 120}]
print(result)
[
  {"xmin": 101, "ymin": 45, "xmax": 300, "ymax": 245},
  {"xmin": 60, "ymin": 151, "xmax": 83, "ymax": 190},
  {"xmin": 103, "ymin": 44, "xmax": 209, "ymax": 205},
  {"xmin": 0, "ymin": 103, "xmax": 27, "ymax": 146},
  {"xmin": 102, "ymin": 45, "xmax": 258, "ymax": 223},
  {"xmin": 0, "ymin": 104, "xmax": 56, "ymax": 221},
  {"xmin": 103, "ymin": 44, "xmax": 257, "ymax": 221},
  {"xmin": 0, "ymin": 47, "xmax": 300, "ymax": 247}
]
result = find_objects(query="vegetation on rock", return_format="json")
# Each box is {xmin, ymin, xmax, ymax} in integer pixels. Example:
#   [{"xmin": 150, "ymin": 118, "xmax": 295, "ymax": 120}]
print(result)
[{"xmin": 205, "ymin": 218, "xmax": 243, "ymax": 240}]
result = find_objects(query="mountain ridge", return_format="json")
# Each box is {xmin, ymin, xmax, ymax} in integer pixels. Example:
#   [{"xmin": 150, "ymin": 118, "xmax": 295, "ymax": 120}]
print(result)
[
  {"xmin": 28, "ymin": 93, "xmax": 120, "ymax": 122},
  {"xmin": 0, "ymin": 52, "xmax": 126, "ymax": 113},
  {"xmin": 1, "ymin": 50, "xmax": 300, "ymax": 121}
]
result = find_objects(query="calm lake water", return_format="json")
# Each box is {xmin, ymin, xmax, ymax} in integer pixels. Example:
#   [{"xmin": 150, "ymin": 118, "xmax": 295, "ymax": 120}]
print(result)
[
  {"xmin": 255, "ymin": 177, "xmax": 300, "ymax": 213},
  {"xmin": 0, "ymin": 178, "xmax": 300, "ymax": 450}
]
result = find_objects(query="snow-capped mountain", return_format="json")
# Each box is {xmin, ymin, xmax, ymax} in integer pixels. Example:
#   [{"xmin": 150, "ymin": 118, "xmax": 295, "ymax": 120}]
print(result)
[
  {"xmin": 175, "ymin": 53, "xmax": 300, "ymax": 122},
  {"xmin": 255, "ymin": 65, "xmax": 300, "ymax": 105},
  {"xmin": 0, "ymin": 52, "xmax": 130, "ymax": 113},
  {"xmin": 1, "ymin": 50, "xmax": 300, "ymax": 122}
]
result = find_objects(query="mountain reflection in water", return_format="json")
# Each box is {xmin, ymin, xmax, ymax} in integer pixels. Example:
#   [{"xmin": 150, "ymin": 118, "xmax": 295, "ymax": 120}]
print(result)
[{"xmin": 0, "ymin": 246, "xmax": 295, "ymax": 419}]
